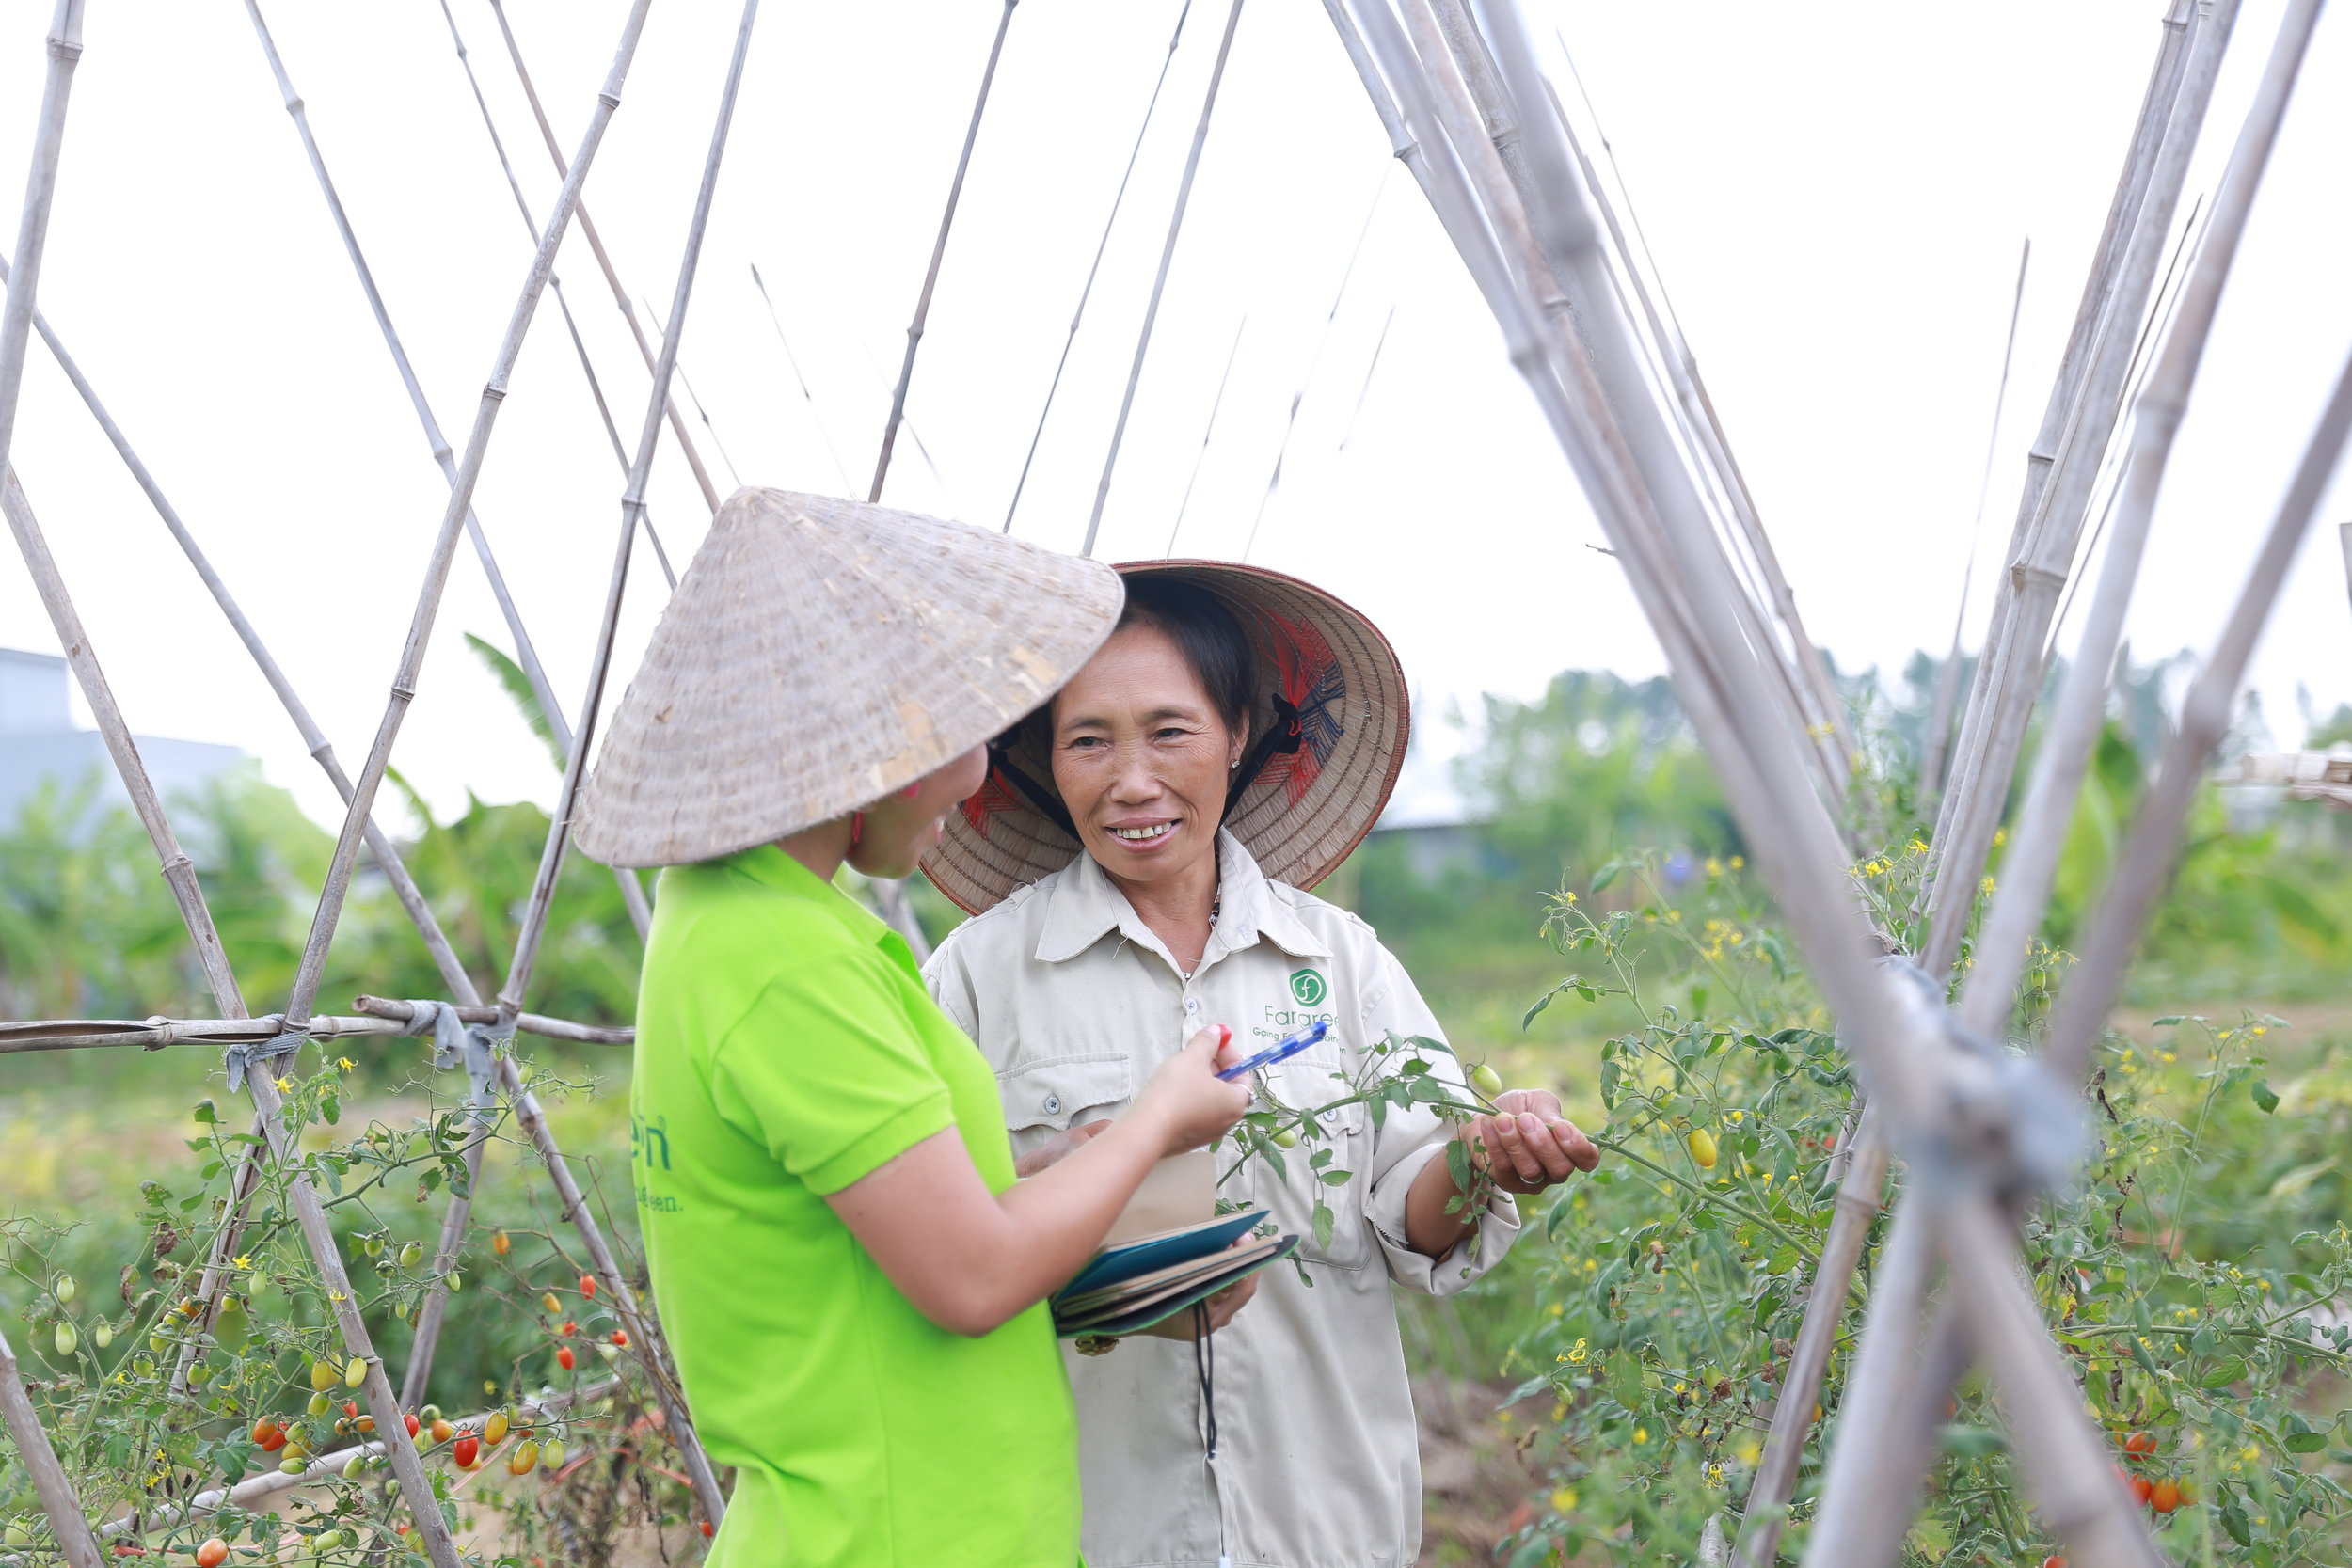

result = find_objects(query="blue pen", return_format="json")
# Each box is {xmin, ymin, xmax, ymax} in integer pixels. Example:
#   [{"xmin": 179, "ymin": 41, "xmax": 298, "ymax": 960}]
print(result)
[{"xmin": 1216, "ymin": 1018, "xmax": 1330, "ymax": 1080}]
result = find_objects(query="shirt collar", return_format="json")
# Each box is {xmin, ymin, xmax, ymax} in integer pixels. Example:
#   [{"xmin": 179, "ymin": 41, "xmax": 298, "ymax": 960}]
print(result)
[
  {"xmin": 1033, "ymin": 829, "xmax": 1331, "ymax": 967},
  {"xmin": 721, "ymin": 843, "xmax": 899, "ymax": 952}
]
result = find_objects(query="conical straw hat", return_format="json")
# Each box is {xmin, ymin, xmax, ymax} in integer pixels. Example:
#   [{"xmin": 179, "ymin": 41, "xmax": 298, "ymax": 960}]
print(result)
[
  {"xmin": 923, "ymin": 560, "xmax": 1409, "ymax": 913},
  {"xmin": 574, "ymin": 488, "xmax": 1124, "ymax": 868}
]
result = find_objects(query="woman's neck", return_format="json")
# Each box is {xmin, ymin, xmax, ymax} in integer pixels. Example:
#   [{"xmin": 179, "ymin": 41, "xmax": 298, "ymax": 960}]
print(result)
[
  {"xmin": 777, "ymin": 818, "xmax": 852, "ymax": 884},
  {"xmin": 1106, "ymin": 847, "xmax": 1220, "ymax": 976}
]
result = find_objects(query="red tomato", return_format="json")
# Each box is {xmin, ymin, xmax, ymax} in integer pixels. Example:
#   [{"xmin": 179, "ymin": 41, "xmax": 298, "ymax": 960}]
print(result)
[
  {"xmin": 560, "ymin": 1320, "xmax": 578, "ymax": 1338},
  {"xmin": 403, "ymin": 1412, "xmax": 421, "ymax": 1438},
  {"xmin": 2122, "ymin": 1430, "xmax": 2156, "ymax": 1456},
  {"xmin": 196, "ymin": 1539, "xmax": 229, "ymax": 1568},
  {"xmin": 611, "ymin": 1330, "xmax": 628, "ymax": 1348},
  {"xmin": 556, "ymin": 1345, "xmax": 577, "ymax": 1370},
  {"xmin": 2151, "ymin": 1479, "xmax": 2183, "ymax": 1514},
  {"xmin": 2129, "ymin": 1474, "xmax": 2154, "ymax": 1506},
  {"xmin": 453, "ymin": 1433, "xmax": 481, "ymax": 1470},
  {"xmin": 2042, "ymin": 1558, "xmax": 2066, "ymax": 1568},
  {"xmin": 252, "ymin": 1418, "xmax": 286, "ymax": 1452},
  {"xmin": 580, "ymin": 1274, "xmax": 597, "ymax": 1299},
  {"xmin": 700, "ymin": 1522, "xmax": 714, "ymax": 1539},
  {"xmin": 342, "ymin": 1401, "xmax": 358, "ymax": 1418}
]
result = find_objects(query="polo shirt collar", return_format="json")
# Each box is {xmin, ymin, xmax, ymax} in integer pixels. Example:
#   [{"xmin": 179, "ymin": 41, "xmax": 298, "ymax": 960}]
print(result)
[
  {"xmin": 723, "ymin": 842, "xmax": 894, "ymax": 948},
  {"xmin": 1032, "ymin": 829, "xmax": 1331, "ymax": 966}
]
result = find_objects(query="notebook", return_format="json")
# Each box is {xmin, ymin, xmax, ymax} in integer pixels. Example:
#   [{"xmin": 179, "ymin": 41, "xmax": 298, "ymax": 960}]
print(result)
[{"xmin": 1045, "ymin": 1152, "xmax": 1297, "ymax": 1337}]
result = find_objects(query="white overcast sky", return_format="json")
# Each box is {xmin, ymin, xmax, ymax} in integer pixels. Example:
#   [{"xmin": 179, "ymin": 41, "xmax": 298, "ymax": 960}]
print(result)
[{"xmin": 2, "ymin": 0, "xmax": 2348, "ymax": 835}]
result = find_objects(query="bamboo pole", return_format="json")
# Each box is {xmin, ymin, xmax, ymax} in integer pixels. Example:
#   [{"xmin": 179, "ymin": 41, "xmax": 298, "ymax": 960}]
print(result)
[
  {"xmin": 2044, "ymin": 344, "xmax": 2352, "ymax": 1086},
  {"xmin": 1930, "ymin": 0, "xmax": 2201, "ymax": 858},
  {"xmin": 1084, "ymin": 0, "xmax": 1248, "ymax": 557},
  {"xmin": 0, "ymin": 0, "xmax": 84, "ymax": 489},
  {"xmin": 2, "ymin": 467, "xmax": 464, "ymax": 1568},
  {"xmin": 749, "ymin": 261, "xmax": 856, "ymax": 496},
  {"xmin": 0, "ymin": 1326, "xmax": 103, "ymax": 1568},
  {"xmin": 352, "ymin": 996, "xmax": 631, "ymax": 1043},
  {"xmin": 1336, "ymin": 302, "xmax": 1394, "ymax": 451},
  {"xmin": 1240, "ymin": 167, "xmax": 1387, "ymax": 561},
  {"xmin": 1167, "ymin": 315, "xmax": 1247, "ymax": 553},
  {"xmin": 241, "ymin": 0, "xmax": 656, "ymax": 947},
  {"xmin": 1373, "ymin": 5, "xmax": 2171, "ymax": 1558},
  {"xmin": 1004, "ymin": 0, "xmax": 1194, "ymax": 533},
  {"xmin": 278, "ymin": 0, "xmax": 655, "ymax": 1036},
  {"xmin": 1731, "ymin": 2, "xmax": 2228, "ymax": 1537},
  {"xmin": 483, "ymin": 0, "xmax": 723, "ymax": 515},
  {"xmin": 1921, "ymin": 239, "xmax": 2030, "ymax": 808},
  {"xmin": 1922, "ymin": 0, "xmax": 2233, "ymax": 975},
  {"xmin": 1960, "ymin": 0, "xmax": 2320, "ymax": 1040},
  {"xmin": 0, "ymin": 1008, "xmax": 623, "ymax": 1052},
  {"xmin": 485, "ymin": 2, "xmax": 764, "ymax": 1527},
  {"xmin": 870, "ymin": 0, "xmax": 1018, "ymax": 503},
  {"xmin": 433, "ymin": 0, "xmax": 677, "ymax": 592}
]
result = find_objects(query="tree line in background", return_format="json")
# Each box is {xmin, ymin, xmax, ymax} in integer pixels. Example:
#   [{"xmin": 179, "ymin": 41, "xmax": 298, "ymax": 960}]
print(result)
[{"xmin": 4, "ymin": 647, "xmax": 2349, "ymax": 1032}]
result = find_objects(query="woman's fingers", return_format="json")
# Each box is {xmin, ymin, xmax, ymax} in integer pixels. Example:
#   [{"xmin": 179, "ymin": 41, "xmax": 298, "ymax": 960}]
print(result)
[
  {"xmin": 1516, "ymin": 1114, "xmax": 1581, "ymax": 1182},
  {"xmin": 1194, "ymin": 1023, "xmax": 1242, "ymax": 1074},
  {"xmin": 1204, "ymin": 1270, "xmax": 1260, "ymax": 1331},
  {"xmin": 1490, "ymin": 1113, "xmax": 1547, "ymax": 1185}
]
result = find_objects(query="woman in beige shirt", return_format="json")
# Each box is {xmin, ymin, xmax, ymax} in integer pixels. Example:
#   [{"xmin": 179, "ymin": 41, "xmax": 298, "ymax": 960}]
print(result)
[{"xmin": 923, "ymin": 562, "xmax": 1597, "ymax": 1568}]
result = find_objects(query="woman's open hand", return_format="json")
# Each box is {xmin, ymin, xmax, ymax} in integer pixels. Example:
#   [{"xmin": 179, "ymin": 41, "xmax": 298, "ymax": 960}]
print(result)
[
  {"xmin": 1464, "ymin": 1088, "xmax": 1600, "ymax": 1196},
  {"xmin": 1131, "ymin": 1025, "xmax": 1253, "ymax": 1155}
]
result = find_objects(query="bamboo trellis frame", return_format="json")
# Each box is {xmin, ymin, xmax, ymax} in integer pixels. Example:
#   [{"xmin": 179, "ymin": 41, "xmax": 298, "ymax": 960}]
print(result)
[
  {"xmin": 1324, "ymin": 2, "xmax": 2346, "ymax": 1566},
  {"xmin": 3, "ymin": 2, "xmax": 2345, "ymax": 1563}
]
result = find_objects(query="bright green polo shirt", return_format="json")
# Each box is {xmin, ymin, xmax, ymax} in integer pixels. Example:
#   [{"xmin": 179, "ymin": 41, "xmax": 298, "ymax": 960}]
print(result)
[{"xmin": 632, "ymin": 844, "xmax": 1079, "ymax": 1567}]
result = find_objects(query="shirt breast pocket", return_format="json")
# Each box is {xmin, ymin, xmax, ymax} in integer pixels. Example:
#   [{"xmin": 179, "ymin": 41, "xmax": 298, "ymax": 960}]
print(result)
[
  {"xmin": 997, "ymin": 1053, "xmax": 1133, "ymax": 1136},
  {"xmin": 1258, "ymin": 1051, "xmax": 1373, "ymax": 1271}
]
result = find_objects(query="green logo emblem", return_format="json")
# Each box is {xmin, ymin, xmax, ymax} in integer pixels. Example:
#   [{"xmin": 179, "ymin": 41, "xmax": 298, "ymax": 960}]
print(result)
[{"xmin": 1289, "ymin": 968, "xmax": 1328, "ymax": 1007}]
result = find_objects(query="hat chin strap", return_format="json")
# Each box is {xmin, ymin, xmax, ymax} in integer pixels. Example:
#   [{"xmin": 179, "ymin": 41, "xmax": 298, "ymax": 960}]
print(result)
[
  {"xmin": 987, "ymin": 743, "xmax": 1081, "ymax": 841},
  {"xmin": 1222, "ymin": 692, "xmax": 1305, "ymax": 824}
]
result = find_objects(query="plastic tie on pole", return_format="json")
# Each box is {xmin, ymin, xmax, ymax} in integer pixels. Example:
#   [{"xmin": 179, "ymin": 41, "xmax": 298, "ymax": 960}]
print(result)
[
  {"xmin": 397, "ymin": 999, "xmax": 502, "ymax": 1109},
  {"xmin": 1867, "ymin": 958, "xmax": 2085, "ymax": 1205},
  {"xmin": 224, "ymin": 1019, "xmax": 305, "ymax": 1091}
]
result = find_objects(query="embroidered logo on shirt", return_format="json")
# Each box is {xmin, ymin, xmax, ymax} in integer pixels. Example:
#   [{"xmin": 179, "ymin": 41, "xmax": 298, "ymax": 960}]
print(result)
[{"xmin": 1289, "ymin": 967, "xmax": 1328, "ymax": 1006}]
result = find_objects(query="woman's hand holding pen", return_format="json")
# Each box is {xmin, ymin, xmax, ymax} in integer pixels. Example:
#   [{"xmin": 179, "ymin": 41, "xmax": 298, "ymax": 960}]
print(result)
[{"xmin": 1131, "ymin": 1025, "xmax": 1255, "ymax": 1153}]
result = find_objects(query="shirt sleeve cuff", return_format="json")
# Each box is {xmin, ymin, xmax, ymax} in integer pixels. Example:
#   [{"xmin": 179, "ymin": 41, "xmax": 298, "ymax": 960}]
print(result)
[
  {"xmin": 1364, "ymin": 1138, "xmax": 1524, "ymax": 1296},
  {"xmin": 800, "ymin": 1089, "xmax": 956, "ymax": 1196}
]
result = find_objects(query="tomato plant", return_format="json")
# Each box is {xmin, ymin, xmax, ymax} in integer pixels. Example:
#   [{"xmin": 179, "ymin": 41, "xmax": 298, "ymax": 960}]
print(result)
[
  {"xmin": 1483, "ymin": 847, "xmax": 2352, "ymax": 1566},
  {"xmin": 0, "ymin": 1045, "xmax": 712, "ymax": 1561}
]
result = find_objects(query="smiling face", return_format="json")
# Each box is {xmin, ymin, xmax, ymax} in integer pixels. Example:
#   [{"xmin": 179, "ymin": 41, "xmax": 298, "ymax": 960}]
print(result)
[{"xmin": 1048, "ymin": 622, "xmax": 1248, "ymax": 895}]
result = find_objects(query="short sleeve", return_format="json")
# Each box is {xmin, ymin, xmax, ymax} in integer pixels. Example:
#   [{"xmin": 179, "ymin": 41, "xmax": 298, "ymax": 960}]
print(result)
[
  {"xmin": 919, "ymin": 932, "xmax": 980, "ymax": 1041},
  {"xmin": 709, "ymin": 948, "xmax": 955, "ymax": 1196}
]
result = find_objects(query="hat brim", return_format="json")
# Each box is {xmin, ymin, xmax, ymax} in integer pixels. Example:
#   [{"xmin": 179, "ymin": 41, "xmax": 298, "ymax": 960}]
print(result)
[
  {"xmin": 575, "ymin": 489, "xmax": 1125, "ymax": 868},
  {"xmin": 921, "ymin": 560, "xmax": 1408, "ymax": 913}
]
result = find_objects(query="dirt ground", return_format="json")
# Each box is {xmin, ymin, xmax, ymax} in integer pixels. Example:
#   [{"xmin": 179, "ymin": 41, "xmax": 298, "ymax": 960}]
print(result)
[{"xmin": 1417, "ymin": 1374, "xmax": 1548, "ymax": 1566}]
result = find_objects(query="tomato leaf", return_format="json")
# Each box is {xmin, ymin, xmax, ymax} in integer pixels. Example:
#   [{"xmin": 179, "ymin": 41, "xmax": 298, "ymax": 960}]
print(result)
[
  {"xmin": 2250, "ymin": 1079, "xmax": 2280, "ymax": 1115},
  {"xmin": 2200, "ymin": 1355, "xmax": 2247, "ymax": 1388}
]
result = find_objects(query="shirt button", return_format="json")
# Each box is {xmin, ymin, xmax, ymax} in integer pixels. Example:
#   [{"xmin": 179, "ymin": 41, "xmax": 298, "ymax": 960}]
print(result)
[
  {"xmin": 1184, "ymin": 996, "xmax": 1201, "ymax": 1015},
  {"xmin": 1044, "ymin": 1094, "xmax": 1062, "ymax": 1116}
]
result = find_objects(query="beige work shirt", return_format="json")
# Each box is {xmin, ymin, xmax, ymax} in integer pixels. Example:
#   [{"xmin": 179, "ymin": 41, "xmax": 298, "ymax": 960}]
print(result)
[{"xmin": 924, "ymin": 832, "xmax": 1521, "ymax": 1568}]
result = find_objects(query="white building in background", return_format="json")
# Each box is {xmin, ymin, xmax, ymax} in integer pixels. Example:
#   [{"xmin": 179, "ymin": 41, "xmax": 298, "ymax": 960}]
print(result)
[{"xmin": 0, "ymin": 646, "xmax": 246, "ymax": 830}]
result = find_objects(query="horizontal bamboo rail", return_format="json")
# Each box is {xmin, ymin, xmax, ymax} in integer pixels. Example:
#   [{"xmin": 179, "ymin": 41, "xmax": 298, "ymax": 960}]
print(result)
[{"xmin": 0, "ymin": 1006, "xmax": 628, "ymax": 1054}]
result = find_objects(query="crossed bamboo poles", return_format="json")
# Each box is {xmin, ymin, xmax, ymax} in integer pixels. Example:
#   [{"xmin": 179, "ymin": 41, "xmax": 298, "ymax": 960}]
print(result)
[
  {"xmin": 0, "ymin": 0, "xmax": 757, "ymax": 1549},
  {"xmin": 1324, "ymin": 1, "xmax": 2344, "ymax": 1565}
]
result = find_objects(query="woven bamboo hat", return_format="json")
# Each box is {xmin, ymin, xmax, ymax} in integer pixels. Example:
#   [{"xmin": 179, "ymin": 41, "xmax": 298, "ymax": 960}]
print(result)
[
  {"xmin": 922, "ymin": 560, "xmax": 1409, "ymax": 913},
  {"xmin": 573, "ymin": 488, "xmax": 1124, "ymax": 868}
]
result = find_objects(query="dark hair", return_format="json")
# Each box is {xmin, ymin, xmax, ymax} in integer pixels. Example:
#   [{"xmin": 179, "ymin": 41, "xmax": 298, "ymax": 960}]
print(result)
[
  {"xmin": 1117, "ymin": 576, "xmax": 1255, "ymax": 738},
  {"xmin": 1031, "ymin": 576, "xmax": 1256, "ymax": 750}
]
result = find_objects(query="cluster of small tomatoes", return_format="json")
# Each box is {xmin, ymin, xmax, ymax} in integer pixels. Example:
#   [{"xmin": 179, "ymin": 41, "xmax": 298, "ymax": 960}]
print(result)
[
  {"xmin": 540, "ymin": 1268, "xmax": 628, "ymax": 1373},
  {"xmin": 2028, "ymin": 1431, "xmax": 2189, "ymax": 1568}
]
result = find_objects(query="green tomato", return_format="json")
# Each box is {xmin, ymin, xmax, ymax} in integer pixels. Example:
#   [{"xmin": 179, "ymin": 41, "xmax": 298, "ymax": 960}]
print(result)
[
  {"xmin": 1470, "ymin": 1063, "xmax": 1504, "ymax": 1099},
  {"xmin": 342, "ymin": 1453, "xmax": 367, "ymax": 1481},
  {"xmin": 398, "ymin": 1243, "xmax": 422, "ymax": 1269},
  {"xmin": 51, "ymin": 1274, "xmax": 75, "ymax": 1306},
  {"xmin": 52, "ymin": 1321, "xmax": 76, "ymax": 1357},
  {"xmin": 343, "ymin": 1355, "xmax": 368, "ymax": 1388},
  {"xmin": 212, "ymin": 1302, "xmax": 249, "ymax": 1353},
  {"xmin": 1270, "ymin": 1125, "xmax": 1300, "ymax": 1148},
  {"xmin": 92, "ymin": 1322, "xmax": 113, "ymax": 1351}
]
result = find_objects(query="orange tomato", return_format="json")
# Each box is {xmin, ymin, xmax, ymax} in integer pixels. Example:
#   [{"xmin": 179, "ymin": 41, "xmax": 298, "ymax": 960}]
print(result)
[
  {"xmin": 557, "ymin": 1346, "xmax": 577, "ymax": 1371},
  {"xmin": 2151, "ymin": 1479, "xmax": 2183, "ymax": 1514},
  {"xmin": 251, "ymin": 1418, "xmax": 286, "ymax": 1452},
  {"xmin": 196, "ymin": 1539, "xmax": 228, "ymax": 1568},
  {"xmin": 580, "ymin": 1274, "xmax": 597, "ymax": 1299},
  {"xmin": 2122, "ymin": 1430, "xmax": 2156, "ymax": 1456},
  {"xmin": 2129, "ymin": 1474, "xmax": 2154, "ymax": 1507}
]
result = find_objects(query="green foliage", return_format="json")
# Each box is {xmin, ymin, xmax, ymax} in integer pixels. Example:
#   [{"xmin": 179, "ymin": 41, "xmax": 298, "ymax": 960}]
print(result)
[{"xmin": 1486, "ymin": 856, "xmax": 2352, "ymax": 1565}]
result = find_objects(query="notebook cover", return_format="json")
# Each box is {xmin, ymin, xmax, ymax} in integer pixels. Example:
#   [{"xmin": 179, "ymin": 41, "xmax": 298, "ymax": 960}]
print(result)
[
  {"xmin": 1057, "ymin": 1209, "xmax": 1266, "ymax": 1299},
  {"xmin": 1054, "ymin": 1234, "xmax": 1285, "ymax": 1315},
  {"xmin": 1056, "ymin": 1235, "xmax": 1301, "ymax": 1337}
]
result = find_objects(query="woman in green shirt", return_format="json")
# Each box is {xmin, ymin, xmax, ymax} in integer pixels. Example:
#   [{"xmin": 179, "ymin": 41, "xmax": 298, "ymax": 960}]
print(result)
[{"xmin": 573, "ymin": 490, "xmax": 1252, "ymax": 1567}]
